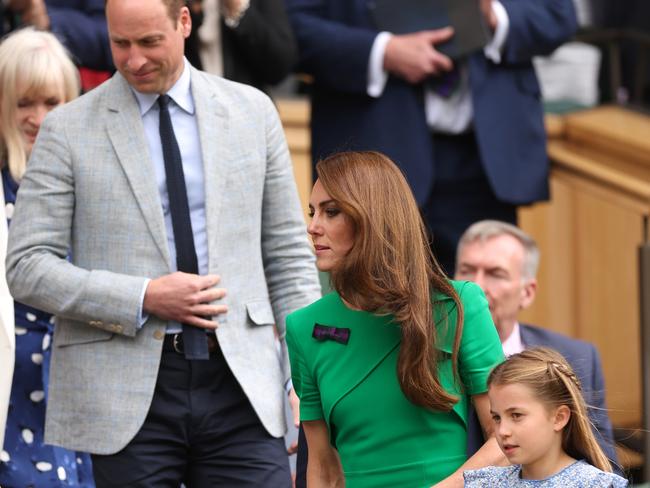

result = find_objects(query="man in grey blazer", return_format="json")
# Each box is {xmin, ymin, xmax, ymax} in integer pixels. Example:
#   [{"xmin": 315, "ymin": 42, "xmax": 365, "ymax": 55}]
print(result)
[
  {"xmin": 5, "ymin": 0, "xmax": 320, "ymax": 485},
  {"xmin": 454, "ymin": 220, "xmax": 618, "ymax": 466}
]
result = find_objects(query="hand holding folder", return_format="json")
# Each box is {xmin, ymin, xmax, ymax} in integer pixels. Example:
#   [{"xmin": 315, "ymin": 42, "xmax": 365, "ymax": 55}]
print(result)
[{"xmin": 369, "ymin": 0, "xmax": 490, "ymax": 60}]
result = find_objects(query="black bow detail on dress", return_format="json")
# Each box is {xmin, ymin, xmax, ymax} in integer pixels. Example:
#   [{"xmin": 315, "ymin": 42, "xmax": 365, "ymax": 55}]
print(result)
[{"xmin": 312, "ymin": 323, "xmax": 350, "ymax": 345}]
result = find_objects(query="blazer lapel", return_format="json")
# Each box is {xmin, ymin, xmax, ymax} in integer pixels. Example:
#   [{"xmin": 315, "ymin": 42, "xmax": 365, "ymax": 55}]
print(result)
[
  {"xmin": 104, "ymin": 74, "xmax": 170, "ymax": 266},
  {"xmin": 191, "ymin": 68, "xmax": 229, "ymax": 265}
]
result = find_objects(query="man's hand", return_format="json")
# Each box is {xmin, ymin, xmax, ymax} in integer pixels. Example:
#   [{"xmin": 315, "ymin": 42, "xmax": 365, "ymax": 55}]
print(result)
[
  {"xmin": 383, "ymin": 28, "xmax": 454, "ymax": 84},
  {"xmin": 143, "ymin": 272, "xmax": 227, "ymax": 329},
  {"xmin": 287, "ymin": 388, "xmax": 300, "ymax": 455},
  {"xmin": 221, "ymin": 0, "xmax": 245, "ymax": 19},
  {"xmin": 20, "ymin": 0, "xmax": 50, "ymax": 30},
  {"xmin": 479, "ymin": 0, "xmax": 498, "ymax": 32}
]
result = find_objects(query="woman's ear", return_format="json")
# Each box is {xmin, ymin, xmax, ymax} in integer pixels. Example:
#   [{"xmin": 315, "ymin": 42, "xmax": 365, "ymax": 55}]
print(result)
[{"xmin": 552, "ymin": 404, "xmax": 571, "ymax": 432}]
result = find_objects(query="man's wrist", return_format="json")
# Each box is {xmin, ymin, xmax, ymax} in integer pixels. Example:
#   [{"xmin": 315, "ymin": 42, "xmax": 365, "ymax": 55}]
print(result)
[{"xmin": 222, "ymin": 0, "xmax": 250, "ymax": 28}]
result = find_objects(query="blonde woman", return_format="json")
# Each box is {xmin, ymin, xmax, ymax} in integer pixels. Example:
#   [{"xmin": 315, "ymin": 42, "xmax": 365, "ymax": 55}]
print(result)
[{"xmin": 0, "ymin": 28, "xmax": 92, "ymax": 487}]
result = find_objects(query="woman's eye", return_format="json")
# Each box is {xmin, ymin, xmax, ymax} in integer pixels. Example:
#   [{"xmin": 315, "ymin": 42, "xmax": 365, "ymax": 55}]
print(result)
[
  {"xmin": 46, "ymin": 98, "xmax": 61, "ymax": 107},
  {"xmin": 491, "ymin": 415, "xmax": 500, "ymax": 423},
  {"xmin": 307, "ymin": 211, "xmax": 314, "ymax": 218},
  {"xmin": 511, "ymin": 412, "xmax": 522, "ymax": 420},
  {"xmin": 325, "ymin": 208, "xmax": 340, "ymax": 217}
]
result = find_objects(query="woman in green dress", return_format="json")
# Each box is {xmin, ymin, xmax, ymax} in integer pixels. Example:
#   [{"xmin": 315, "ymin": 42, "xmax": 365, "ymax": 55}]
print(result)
[{"xmin": 286, "ymin": 151, "xmax": 506, "ymax": 487}]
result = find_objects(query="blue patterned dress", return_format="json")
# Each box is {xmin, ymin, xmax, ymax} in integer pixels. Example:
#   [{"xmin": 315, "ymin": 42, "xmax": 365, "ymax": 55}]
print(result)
[
  {"xmin": 464, "ymin": 460, "xmax": 628, "ymax": 487},
  {"xmin": 0, "ymin": 168, "xmax": 95, "ymax": 487}
]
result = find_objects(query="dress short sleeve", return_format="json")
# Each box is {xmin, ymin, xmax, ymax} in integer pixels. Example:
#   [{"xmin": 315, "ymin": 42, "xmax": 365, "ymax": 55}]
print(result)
[
  {"xmin": 286, "ymin": 313, "xmax": 324, "ymax": 421},
  {"xmin": 457, "ymin": 281, "xmax": 505, "ymax": 395}
]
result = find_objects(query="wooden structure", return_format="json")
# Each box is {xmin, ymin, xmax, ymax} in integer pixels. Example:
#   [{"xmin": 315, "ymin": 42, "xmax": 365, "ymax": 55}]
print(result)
[
  {"xmin": 277, "ymin": 99, "xmax": 650, "ymax": 467},
  {"xmin": 519, "ymin": 106, "xmax": 650, "ymax": 471}
]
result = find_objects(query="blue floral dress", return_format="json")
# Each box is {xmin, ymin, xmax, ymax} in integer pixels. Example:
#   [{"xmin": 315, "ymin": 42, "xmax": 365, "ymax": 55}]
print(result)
[
  {"xmin": 464, "ymin": 460, "xmax": 628, "ymax": 487},
  {"xmin": 0, "ymin": 168, "xmax": 95, "ymax": 487}
]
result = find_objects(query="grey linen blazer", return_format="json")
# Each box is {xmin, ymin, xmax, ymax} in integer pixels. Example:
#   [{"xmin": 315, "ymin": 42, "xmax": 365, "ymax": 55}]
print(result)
[{"xmin": 6, "ymin": 67, "xmax": 321, "ymax": 455}]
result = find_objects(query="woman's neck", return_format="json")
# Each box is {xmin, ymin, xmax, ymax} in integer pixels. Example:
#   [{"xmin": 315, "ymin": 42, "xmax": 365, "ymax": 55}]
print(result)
[{"xmin": 521, "ymin": 448, "xmax": 576, "ymax": 481}]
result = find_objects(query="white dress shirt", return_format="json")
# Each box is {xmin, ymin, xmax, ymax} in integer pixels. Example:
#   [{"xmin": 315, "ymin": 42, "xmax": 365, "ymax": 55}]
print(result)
[{"xmin": 501, "ymin": 322, "xmax": 525, "ymax": 357}]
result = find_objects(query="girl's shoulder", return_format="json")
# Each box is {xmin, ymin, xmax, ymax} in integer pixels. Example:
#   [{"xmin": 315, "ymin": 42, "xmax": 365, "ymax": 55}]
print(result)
[
  {"xmin": 555, "ymin": 460, "xmax": 628, "ymax": 487},
  {"xmin": 463, "ymin": 465, "xmax": 521, "ymax": 487},
  {"xmin": 464, "ymin": 462, "xmax": 628, "ymax": 487}
]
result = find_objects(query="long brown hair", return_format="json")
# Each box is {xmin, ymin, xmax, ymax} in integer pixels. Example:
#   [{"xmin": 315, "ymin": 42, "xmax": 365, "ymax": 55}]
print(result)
[
  {"xmin": 488, "ymin": 347, "xmax": 613, "ymax": 471},
  {"xmin": 316, "ymin": 151, "xmax": 463, "ymax": 411}
]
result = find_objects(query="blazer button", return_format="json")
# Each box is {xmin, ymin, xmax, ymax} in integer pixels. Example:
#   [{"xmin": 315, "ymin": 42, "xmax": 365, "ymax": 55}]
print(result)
[{"xmin": 153, "ymin": 330, "xmax": 164, "ymax": 340}]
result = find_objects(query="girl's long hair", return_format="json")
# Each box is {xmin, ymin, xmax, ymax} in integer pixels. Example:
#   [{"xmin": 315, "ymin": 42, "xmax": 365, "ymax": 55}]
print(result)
[
  {"xmin": 488, "ymin": 347, "xmax": 613, "ymax": 471},
  {"xmin": 316, "ymin": 151, "xmax": 463, "ymax": 411}
]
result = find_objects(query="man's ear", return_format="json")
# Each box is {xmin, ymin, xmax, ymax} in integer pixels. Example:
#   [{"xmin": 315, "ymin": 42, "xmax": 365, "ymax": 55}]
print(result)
[
  {"xmin": 179, "ymin": 6, "xmax": 192, "ymax": 38},
  {"xmin": 519, "ymin": 278, "xmax": 537, "ymax": 310},
  {"xmin": 553, "ymin": 404, "xmax": 571, "ymax": 432}
]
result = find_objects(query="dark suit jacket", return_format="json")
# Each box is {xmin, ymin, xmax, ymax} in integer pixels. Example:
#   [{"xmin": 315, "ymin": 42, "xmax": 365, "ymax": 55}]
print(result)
[
  {"xmin": 46, "ymin": 0, "xmax": 113, "ymax": 71},
  {"xmin": 286, "ymin": 0, "xmax": 577, "ymax": 204},
  {"xmin": 0, "ymin": 0, "xmax": 112, "ymax": 70},
  {"xmin": 186, "ymin": 0, "xmax": 298, "ymax": 93},
  {"xmin": 466, "ymin": 324, "xmax": 618, "ymax": 466}
]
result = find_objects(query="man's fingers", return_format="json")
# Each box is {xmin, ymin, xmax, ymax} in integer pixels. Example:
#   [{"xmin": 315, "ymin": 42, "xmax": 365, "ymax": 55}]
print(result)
[
  {"xmin": 198, "ymin": 273, "xmax": 221, "ymax": 290},
  {"xmin": 199, "ymin": 287, "xmax": 226, "ymax": 302},
  {"xmin": 431, "ymin": 51, "xmax": 454, "ymax": 73},
  {"xmin": 287, "ymin": 440, "xmax": 298, "ymax": 455},
  {"xmin": 191, "ymin": 303, "xmax": 228, "ymax": 317},
  {"xmin": 423, "ymin": 26, "xmax": 454, "ymax": 45},
  {"xmin": 185, "ymin": 315, "xmax": 220, "ymax": 330}
]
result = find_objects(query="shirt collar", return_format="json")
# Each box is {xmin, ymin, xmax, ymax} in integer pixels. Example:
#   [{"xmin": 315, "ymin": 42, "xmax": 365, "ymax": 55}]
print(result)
[
  {"xmin": 501, "ymin": 322, "xmax": 524, "ymax": 357},
  {"xmin": 131, "ymin": 58, "xmax": 195, "ymax": 117}
]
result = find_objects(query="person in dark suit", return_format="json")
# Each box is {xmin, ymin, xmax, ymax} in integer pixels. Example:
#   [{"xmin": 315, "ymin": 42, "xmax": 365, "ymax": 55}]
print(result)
[
  {"xmin": 454, "ymin": 220, "xmax": 618, "ymax": 465},
  {"xmin": 285, "ymin": 0, "xmax": 577, "ymax": 274},
  {"xmin": 184, "ymin": 0, "xmax": 297, "ymax": 94},
  {"xmin": 1, "ymin": 0, "xmax": 113, "ymax": 71}
]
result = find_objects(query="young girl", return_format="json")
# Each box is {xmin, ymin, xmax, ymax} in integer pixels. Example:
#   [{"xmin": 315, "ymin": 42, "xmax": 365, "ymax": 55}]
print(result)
[{"xmin": 464, "ymin": 347, "xmax": 627, "ymax": 487}]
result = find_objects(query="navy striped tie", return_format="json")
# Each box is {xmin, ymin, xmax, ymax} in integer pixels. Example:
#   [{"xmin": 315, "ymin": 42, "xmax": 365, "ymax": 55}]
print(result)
[{"xmin": 158, "ymin": 94, "xmax": 209, "ymax": 360}]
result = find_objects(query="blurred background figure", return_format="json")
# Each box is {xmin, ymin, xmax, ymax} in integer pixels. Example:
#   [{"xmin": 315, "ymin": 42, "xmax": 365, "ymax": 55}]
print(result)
[
  {"xmin": 1, "ymin": 0, "xmax": 113, "ymax": 90},
  {"xmin": 184, "ymin": 0, "xmax": 297, "ymax": 94},
  {"xmin": 0, "ymin": 28, "xmax": 93, "ymax": 487},
  {"xmin": 286, "ymin": 0, "xmax": 578, "ymax": 275}
]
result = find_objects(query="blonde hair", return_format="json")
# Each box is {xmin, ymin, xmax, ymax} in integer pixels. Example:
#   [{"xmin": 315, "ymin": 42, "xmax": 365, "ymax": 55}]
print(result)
[
  {"xmin": 488, "ymin": 347, "xmax": 612, "ymax": 471},
  {"xmin": 316, "ymin": 151, "xmax": 464, "ymax": 411},
  {"xmin": 0, "ymin": 27, "xmax": 80, "ymax": 182}
]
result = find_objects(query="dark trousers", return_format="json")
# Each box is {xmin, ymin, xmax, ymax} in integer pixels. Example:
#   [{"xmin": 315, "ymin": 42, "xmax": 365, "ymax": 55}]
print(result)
[
  {"xmin": 422, "ymin": 132, "xmax": 517, "ymax": 276},
  {"xmin": 92, "ymin": 341, "xmax": 291, "ymax": 487}
]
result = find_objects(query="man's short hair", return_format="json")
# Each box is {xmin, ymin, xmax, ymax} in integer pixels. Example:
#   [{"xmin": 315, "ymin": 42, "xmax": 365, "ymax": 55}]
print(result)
[
  {"xmin": 457, "ymin": 220, "xmax": 540, "ymax": 281},
  {"xmin": 105, "ymin": 0, "xmax": 185, "ymax": 23}
]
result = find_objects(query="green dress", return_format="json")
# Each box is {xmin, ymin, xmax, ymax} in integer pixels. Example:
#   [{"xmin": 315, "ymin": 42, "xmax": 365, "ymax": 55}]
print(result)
[{"xmin": 286, "ymin": 280, "xmax": 504, "ymax": 488}]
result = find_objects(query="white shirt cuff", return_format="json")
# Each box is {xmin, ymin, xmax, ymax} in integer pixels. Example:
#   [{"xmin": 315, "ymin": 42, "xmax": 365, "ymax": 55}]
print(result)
[
  {"xmin": 483, "ymin": 0, "xmax": 509, "ymax": 64},
  {"xmin": 137, "ymin": 279, "xmax": 150, "ymax": 330},
  {"xmin": 367, "ymin": 32, "xmax": 392, "ymax": 98}
]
